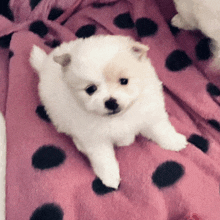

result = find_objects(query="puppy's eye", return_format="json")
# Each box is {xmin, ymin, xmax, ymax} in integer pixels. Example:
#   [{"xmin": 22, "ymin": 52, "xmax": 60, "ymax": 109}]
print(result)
[
  {"xmin": 85, "ymin": 85, "xmax": 97, "ymax": 95},
  {"xmin": 119, "ymin": 78, "xmax": 128, "ymax": 85}
]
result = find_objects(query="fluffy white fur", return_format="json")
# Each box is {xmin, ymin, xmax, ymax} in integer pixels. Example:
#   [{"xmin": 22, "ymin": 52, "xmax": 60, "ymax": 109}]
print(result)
[
  {"xmin": 30, "ymin": 35, "xmax": 187, "ymax": 189},
  {"xmin": 172, "ymin": 0, "xmax": 220, "ymax": 66},
  {"xmin": 0, "ymin": 112, "xmax": 6, "ymax": 219}
]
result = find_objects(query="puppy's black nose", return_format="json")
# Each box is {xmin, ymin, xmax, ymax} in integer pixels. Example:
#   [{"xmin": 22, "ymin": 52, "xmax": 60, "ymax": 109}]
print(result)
[{"xmin": 105, "ymin": 98, "xmax": 118, "ymax": 110}]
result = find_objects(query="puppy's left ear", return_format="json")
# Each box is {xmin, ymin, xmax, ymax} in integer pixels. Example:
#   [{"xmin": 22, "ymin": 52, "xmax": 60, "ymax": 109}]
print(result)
[
  {"xmin": 53, "ymin": 53, "xmax": 71, "ymax": 67},
  {"xmin": 131, "ymin": 42, "xmax": 149, "ymax": 61}
]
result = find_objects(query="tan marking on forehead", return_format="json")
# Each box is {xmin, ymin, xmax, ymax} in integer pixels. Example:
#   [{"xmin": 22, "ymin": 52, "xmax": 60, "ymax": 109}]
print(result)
[
  {"xmin": 102, "ymin": 60, "xmax": 134, "ymax": 97},
  {"xmin": 103, "ymin": 64, "xmax": 117, "ymax": 82},
  {"xmin": 103, "ymin": 61, "xmax": 127, "ymax": 84},
  {"xmin": 102, "ymin": 50, "xmax": 142, "ymax": 83}
]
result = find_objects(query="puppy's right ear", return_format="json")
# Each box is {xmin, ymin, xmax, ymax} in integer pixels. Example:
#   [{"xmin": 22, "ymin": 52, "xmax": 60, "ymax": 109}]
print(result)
[
  {"xmin": 53, "ymin": 53, "xmax": 71, "ymax": 67},
  {"xmin": 131, "ymin": 42, "xmax": 149, "ymax": 61}
]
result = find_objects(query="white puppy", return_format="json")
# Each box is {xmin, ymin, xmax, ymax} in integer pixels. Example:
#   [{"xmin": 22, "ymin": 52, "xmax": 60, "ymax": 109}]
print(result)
[
  {"xmin": 172, "ymin": 0, "xmax": 220, "ymax": 66},
  {"xmin": 30, "ymin": 35, "xmax": 187, "ymax": 189}
]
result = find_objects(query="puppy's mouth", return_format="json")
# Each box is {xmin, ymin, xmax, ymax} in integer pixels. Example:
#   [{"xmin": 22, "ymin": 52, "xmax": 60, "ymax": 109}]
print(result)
[{"xmin": 107, "ymin": 108, "xmax": 121, "ymax": 116}]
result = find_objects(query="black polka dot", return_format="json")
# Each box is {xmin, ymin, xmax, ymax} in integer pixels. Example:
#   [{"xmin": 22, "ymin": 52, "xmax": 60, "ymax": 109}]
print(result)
[
  {"xmin": 36, "ymin": 105, "xmax": 51, "ymax": 122},
  {"xmin": 44, "ymin": 39, "xmax": 61, "ymax": 48},
  {"xmin": 0, "ymin": 33, "xmax": 13, "ymax": 48},
  {"xmin": 187, "ymin": 134, "xmax": 209, "ymax": 153},
  {"xmin": 195, "ymin": 38, "xmax": 212, "ymax": 60},
  {"xmin": 165, "ymin": 50, "xmax": 192, "ymax": 71},
  {"xmin": 208, "ymin": 119, "xmax": 220, "ymax": 132},
  {"xmin": 92, "ymin": 178, "xmax": 116, "ymax": 195},
  {"xmin": 135, "ymin": 18, "xmax": 158, "ymax": 37},
  {"xmin": 8, "ymin": 50, "xmax": 14, "ymax": 59},
  {"xmin": 0, "ymin": 0, "xmax": 14, "ymax": 21},
  {"xmin": 29, "ymin": 20, "xmax": 49, "ymax": 38},
  {"xmin": 32, "ymin": 145, "xmax": 66, "ymax": 170},
  {"xmin": 152, "ymin": 161, "xmax": 184, "ymax": 188},
  {"xmin": 30, "ymin": 203, "xmax": 63, "ymax": 220},
  {"xmin": 92, "ymin": 2, "xmax": 116, "ymax": 8},
  {"xmin": 113, "ymin": 12, "xmax": 134, "ymax": 29},
  {"xmin": 75, "ymin": 25, "xmax": 96, "ymax": 38},
  {"xmin": 168, "ymin": 22, "xmax": 180, "ymax": 36},
  {"xmin": 30, "ymin": 0, "xmax": 42, "ymax": 10},
  {"xmin": 207, "ymin": 83, "xmax": 220, "ymax": 96},
  {"xmin": 48, "ymin": 7, "xmax": 64, "ymax": 21}
]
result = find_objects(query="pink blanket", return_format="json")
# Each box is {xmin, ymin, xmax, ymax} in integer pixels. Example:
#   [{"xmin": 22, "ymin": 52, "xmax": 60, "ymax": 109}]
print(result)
[{"xmin": 1, "ymin": 0, "xmax": 220, "ymax": 219}]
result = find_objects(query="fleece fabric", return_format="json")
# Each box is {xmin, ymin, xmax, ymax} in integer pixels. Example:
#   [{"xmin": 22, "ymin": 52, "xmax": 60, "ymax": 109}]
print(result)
[{"xmin": 1, "ymin": 0, "xmax": 220, "ymax": 219}]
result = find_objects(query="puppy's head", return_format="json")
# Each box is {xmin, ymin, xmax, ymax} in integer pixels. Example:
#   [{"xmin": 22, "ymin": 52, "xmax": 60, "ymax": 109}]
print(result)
[{"xmin": 53, "ymin": 36, "xmax": 150, "ymax": 116}]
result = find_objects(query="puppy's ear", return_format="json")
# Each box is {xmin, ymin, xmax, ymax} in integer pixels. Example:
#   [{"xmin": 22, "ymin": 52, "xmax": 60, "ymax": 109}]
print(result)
[
  {"xmin": 131, "ymin": 42, "xmax": 149, "ymax": 61},
  {"xmin": 53, "ymin": 53, "xmax": 71, "ymax": 67}
]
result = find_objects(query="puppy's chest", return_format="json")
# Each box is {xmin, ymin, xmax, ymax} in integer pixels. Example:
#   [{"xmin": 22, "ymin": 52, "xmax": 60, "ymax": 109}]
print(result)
[
  {"xmin": 109, "ymin": 123, "xmax": 137, "ymax": 147},
  {"xmin": 106, "ymin": 110, "xmax": 143, "ymax": 147},
  {"xmin": 113, "ymin": 133, "xmax": 135, "ymax": 147}
]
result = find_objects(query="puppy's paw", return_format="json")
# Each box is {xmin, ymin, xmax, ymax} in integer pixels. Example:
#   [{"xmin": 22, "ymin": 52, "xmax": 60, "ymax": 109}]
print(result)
[
  {"xmin": 91, "ymin": 157, "xmax": 120, "ymax": 189},
  {"xmin": 160, "ymin": 133, "xmax": 188, "ymax": 151},
  {"xmin": 88, "ymin": 147, "xmax": 121, "ymax": 189},
  {"xmin": 171, "ymin": 14, "xmax": 184, "ymax": 28},
  {"xmin": 100, "ymin": 166, "xmax": 121, "ymax": 189},
  {"xmin": 171, "ymin": 14, "xmax": 193, "ymax": 30}
]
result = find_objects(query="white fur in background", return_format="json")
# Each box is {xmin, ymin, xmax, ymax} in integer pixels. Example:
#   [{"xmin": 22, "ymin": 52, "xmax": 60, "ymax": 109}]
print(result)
[
  {"xmin": 172, "ymin": 0, "xmax": 220, "ymax": 67},
  {"xmin": 30, "ymin": 35, "xmax": 187, "ymax": 189},
  {"xmin": 0, "ymin": 112, "xmax": 6, "ymax": 220}
]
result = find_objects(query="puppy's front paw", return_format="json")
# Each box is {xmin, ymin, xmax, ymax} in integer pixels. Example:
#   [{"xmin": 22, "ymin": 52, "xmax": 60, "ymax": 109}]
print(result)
[
  {"xmin": 100, "ymin": 166, "xmax": 121, "ymax": 189},
  {"xmin": 171, "ymin": 14, "xmax": 195, "ymax": 31},
  {"xmin": 160, "ymin": 133, "xmax": 188, "ymax": 151},
  {"xmin": 171, "ymin": 14, "xmax": 192, "ymax": 30},
  {"xmin": 92, "ymin": 159, "xmax": 121, "ymax": 189},
  {"xmin": 171, "ymin": 14, "xmax": 184, "ymax": 28}
]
